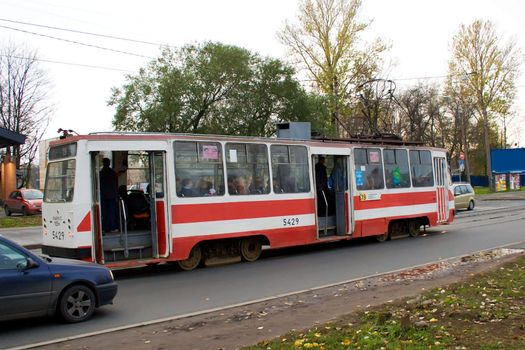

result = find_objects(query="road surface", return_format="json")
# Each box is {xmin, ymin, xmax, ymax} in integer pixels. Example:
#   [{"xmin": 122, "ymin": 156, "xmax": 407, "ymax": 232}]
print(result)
[{"xmin": 1, "ymin": 203, "xmax": 525, "ymax": 349}]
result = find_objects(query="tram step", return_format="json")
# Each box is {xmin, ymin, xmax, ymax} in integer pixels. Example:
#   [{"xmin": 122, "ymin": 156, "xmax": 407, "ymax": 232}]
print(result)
[
  {"xmin": 104, "ymin": 246, "xmax": 152, "ymax": 262},
  {"xmin": 109, "ymin": 245, "xmax": 145, "ymax": 252},
  {"xmin": 318, "ymin": 225, "xmax": 336, "ymax": 231}
]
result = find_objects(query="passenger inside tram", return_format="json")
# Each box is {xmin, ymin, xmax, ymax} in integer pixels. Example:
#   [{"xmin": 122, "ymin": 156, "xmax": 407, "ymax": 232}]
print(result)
[{"xmin": 248, "ymin": 176, "xmax": 266, "ymax": 194}]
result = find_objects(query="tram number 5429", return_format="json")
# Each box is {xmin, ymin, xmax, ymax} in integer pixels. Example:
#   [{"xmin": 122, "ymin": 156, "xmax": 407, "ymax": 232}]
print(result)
[{"xmin": 283, "ymin": 217, "xmax": 300, "ymax": 226}]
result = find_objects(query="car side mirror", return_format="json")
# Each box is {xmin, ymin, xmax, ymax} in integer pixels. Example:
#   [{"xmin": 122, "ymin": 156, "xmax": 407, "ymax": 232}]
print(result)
[
  {"xmin": 16, "ymin": 196, "xmax": 23, "ymax": 200},
  {"xmin": 17, "ymin": 258, "xmax": 39, "ymax": 271}
]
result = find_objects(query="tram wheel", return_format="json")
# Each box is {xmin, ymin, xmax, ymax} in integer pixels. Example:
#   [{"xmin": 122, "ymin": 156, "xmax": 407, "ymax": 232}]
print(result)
[
  {"xmin": 408, "ymin": 220, "xmax": 421, "ymax": 237},
  {"xmin": 240, "ymin": 237, "xmax": 262, "ymax": 262},
  {"xmin": 177, "ymin": 245, "xmax": 202, "ymax": 271},
  {"xmin": 375, "ymin": 232, "xmax": 389, "ymax": 242}
]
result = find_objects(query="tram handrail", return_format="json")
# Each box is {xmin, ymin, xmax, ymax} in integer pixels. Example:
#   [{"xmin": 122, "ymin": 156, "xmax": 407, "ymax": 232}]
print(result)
[{"xmin": 119, "ymin": 198, "xmax": 129, "ymax": 258}]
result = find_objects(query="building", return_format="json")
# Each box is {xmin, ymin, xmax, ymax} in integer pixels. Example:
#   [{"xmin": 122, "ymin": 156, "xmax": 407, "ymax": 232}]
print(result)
[{"xmin": 0, "ymin": 127, "xmax": 26, "ymax": 203}]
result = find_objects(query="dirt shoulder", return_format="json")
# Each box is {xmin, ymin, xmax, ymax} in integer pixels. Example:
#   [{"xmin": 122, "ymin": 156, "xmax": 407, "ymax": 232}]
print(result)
[{"xmin": 34, "ymin": 249, "xmax": 524, "ymax": 350}]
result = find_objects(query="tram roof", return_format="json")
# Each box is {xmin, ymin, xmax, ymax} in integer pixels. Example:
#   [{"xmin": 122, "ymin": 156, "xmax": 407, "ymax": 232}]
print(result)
[{"xmin": 48, "ymin": 131, "xmax": 447, "ymax": 151}]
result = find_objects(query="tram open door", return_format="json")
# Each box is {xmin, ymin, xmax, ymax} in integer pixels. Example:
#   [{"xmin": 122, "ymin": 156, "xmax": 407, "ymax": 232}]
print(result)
[
  {"xmin": 90, "ymin": 150, "xmax": 169, "ymax": 264},
  {"xmin": 311, "ymin": 148, "xmax": 353, "ymax": 238}
]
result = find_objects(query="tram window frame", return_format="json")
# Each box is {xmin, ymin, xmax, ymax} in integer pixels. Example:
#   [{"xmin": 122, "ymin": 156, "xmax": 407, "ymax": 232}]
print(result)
[
  {"xmin": 384, "ymin": 148, "xmax": 411, "ymax": 189},
  {"xmin": 409, "ymin": 150, "xmax": 434, "ymax": 187},
  {"xmin": 270, "ymin": 145, "xmax": 310, "ymax": 194},
  {"xmin": 354, "ymin": 148, "xmax": 385, "ymax": 191},
  {"xmin": 225, "ymin": 143, "xmax": 270, "ymax": 195},
  {"xmin": 174, "ymin": 141, "xmax": 225, "ymax": 197}
]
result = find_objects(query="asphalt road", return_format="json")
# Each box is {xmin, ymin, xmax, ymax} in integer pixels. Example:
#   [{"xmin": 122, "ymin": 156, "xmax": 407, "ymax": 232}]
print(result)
[{"xmin": 1, "ymin": 204, "xmax": 525, "ymax": 349}]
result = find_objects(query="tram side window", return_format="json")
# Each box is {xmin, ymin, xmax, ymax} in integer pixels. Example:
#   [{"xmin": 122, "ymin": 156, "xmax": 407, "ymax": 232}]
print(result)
[
  {"xmin": 226, "ymin": 143, "xmax": 270, "ymax": 195},
  {"xmin": 410, "ymin": 150, "xmax": 434, "ymax": 187},
  {"xmin": 174, "ymin": 141, "xmax": 224, "ymax": 197},
  {"xmin": 354, "ymin": 148, "xmax": 384, "ymax": 190},
  {"xmin": 384, "ymin": 149, "xmax": 410, "ymax": 188},
  {"xmin": 271, "ymin": 145, "xmax": 310, "ymax": 193}
]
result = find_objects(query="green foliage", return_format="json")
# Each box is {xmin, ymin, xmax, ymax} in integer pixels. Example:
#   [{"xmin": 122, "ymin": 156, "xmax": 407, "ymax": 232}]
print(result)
[
  {"xmin": 245, "ymin": 256, "xmax": 525, "ymax": 349},
  {"xmin": 109, "ymin": 42, "xmax": 329, "ymax": 137},
  {"xmin": 0, "ymin": 215, "xmax": 41, "ymax": 228},
  {"xmin": 473, "ymin": 187, "xmax": 491, "ymax": 195},
  {"xmin": 278, "ymin": 0, "xmax": 388, "ymax": 135}
]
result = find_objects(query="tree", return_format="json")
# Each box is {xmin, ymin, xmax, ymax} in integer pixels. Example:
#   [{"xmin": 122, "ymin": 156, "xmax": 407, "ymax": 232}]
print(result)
[
  {"xmin": 0, "ymin": 43, "xmax": 52, "ymax": 187},
  {"xmin": 447, "ymin": 19, "xmax": 521, "ymax": 189},
  {"xmin": 394, "ymin": 84, "xmax": 446, "ymax": 145},
  {"xmin": 278, "ymin": 0, "xmax": 387, "ymax": 136},
  {"xmin": 109, "ymin": 42, "xmax": 329, "ymax": 137}
]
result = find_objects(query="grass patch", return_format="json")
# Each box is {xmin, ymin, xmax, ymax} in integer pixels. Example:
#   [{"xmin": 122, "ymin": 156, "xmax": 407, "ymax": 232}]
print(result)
[
  {"xmin": 473, "ymin": 186, "xmax": 491, "ymax": 195},
  {"xmin": 474, "ymin": 186, "xmax": 525, "ymax": 196},
  {"xmin": 0, "ymin": 215, "xmax": 42, "ymax": 228},
  {"xmin": 245, "ymin": 256, "xmax": 525, "ymax": 350}
]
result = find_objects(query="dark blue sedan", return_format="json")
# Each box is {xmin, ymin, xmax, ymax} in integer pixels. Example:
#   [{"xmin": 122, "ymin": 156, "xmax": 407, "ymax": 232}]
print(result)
[{"xmin": 0, "ymin": 235, "xmax": 117, "ymax": 323}]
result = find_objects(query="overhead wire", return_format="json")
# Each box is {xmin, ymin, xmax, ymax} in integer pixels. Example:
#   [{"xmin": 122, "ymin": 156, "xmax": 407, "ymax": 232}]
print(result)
[
  {"xmin": 0, "ymin": 54, "xmax": 137, "ymax": 73},
  {"xmin": 0, "ymin": 24, "xmax": 155, "ymax": 59},
  {"xmin": 0, "ymin": 18, "xmax": 171, "ymax": 48},
  {"xmin": 1, "ymin": 18, "xmax": 524, "ymax": 88}
]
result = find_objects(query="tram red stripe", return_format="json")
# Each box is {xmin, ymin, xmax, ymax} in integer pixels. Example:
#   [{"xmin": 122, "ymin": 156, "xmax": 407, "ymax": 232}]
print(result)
[
  {"xmin": 172, "ymin": 198, "xmax": 315, "ymax": 224},
  {"xmin": 353, "ymin": 191, "xmax": 436, "ymax": 210}
]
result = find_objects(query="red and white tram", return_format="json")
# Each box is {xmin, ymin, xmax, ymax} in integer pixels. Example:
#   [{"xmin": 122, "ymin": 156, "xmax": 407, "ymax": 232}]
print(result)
[{"xmin": 42, "ymin": 124, "xmax": 454, "ymax": 269}]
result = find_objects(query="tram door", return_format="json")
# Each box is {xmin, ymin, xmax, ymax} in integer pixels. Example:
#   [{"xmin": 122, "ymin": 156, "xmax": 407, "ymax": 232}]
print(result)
[
  {"xmin": 312, "ymin": 152, "xmax": 352, "ymax": 238},
  {"xmin": 433, "ymin": 157, "xmax": 449, "ymax": 223},
  {"xmin": 91, "ymin": 150, "xmax": 169, "ymax": 263}
]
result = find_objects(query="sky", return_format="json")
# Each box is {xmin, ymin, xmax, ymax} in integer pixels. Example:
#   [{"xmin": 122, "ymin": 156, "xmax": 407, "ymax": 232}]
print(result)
[{"xmin": 1, "ymin": 0, "xmax": 524, "ymax": 147}]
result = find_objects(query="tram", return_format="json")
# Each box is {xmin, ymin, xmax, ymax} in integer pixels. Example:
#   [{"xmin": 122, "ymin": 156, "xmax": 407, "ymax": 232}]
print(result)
[{"xmin": 42, "ymin": 123, "xmax": 454, "ymax": 270}]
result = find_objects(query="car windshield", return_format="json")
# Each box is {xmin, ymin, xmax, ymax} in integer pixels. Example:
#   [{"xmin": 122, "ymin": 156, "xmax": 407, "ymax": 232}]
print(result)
[{"xmin": 22, "ymin": 189, "xmax": 43, "ymax": 200}]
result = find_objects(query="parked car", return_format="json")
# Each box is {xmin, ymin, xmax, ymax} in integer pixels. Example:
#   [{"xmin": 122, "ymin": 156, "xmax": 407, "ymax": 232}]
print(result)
[
  {"xmin": 452, "ymin": 183, "xmax": 476, "ymax": 211},
  {"xmin": 0, "ymin": 235, "xmax": 117, "ymax": 323},
  {"xmin": 3, "ymin": 188, "xmax": 43, "ymax": 216}
]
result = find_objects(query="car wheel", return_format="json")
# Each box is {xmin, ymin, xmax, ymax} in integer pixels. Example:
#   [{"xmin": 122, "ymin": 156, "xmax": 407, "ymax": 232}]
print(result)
[
  {"xmin": 4, "ymin": 206, "xmax": 11, "ymax": 216},
  {"xmin": 467, "ymin": 200, "xmax": 475, "ymax": 211},
  {"xmin": 58, "ymin": 285, "xmax": 96, "ymax": 323},
  {"xmin": 21, "ymin": 207, "xmax": 28, "ymax": 216}
]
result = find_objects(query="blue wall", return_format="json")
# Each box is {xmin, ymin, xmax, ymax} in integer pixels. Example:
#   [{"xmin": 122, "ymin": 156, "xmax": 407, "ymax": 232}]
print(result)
[
  {"xmin": 491, "ymin": 148, "xmax": 525, "ymax": 174},
  {"xmin": 451, "ymin": 175, "xmax": 489, "ymax": 186}
]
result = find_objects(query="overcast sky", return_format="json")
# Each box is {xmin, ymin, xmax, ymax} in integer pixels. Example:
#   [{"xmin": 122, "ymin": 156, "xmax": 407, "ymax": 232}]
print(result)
[{"xmin": 1, "ymin": 0, "xmax": 524, "ymax": 146}]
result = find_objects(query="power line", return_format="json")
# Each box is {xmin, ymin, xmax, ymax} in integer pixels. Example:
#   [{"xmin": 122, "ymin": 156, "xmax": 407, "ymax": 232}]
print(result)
[
  {"xmin": 0, "ymin": 54, "xmax": 137, "ymax": 73},
  {"xmin": 0, "ymin": 24, "xmax": 155, "ymax": 59},
  {"xmin": 0, "ymin": 17, "xmax": 171, "ymax": 48}
]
